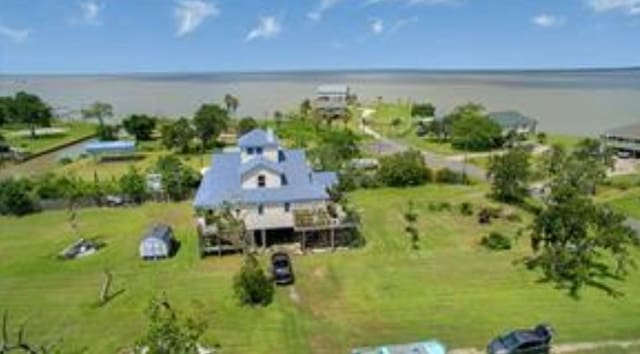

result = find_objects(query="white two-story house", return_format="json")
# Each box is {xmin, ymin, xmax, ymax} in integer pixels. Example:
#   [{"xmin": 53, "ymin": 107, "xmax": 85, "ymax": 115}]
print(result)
[{"xmin": 194, "ymin": 128, "xmax": 353, "ymax": 254}]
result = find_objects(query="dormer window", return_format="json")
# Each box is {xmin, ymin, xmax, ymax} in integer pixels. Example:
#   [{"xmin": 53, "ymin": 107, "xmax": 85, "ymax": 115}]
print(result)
[{"xmin": 257, "ymin": 174, "xmax": 266, "ymax": 188}]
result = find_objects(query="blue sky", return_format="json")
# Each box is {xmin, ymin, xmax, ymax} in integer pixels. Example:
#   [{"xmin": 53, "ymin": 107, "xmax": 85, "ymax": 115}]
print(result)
[{"xmin": 0, "ymin": 0, "xmax": 639, "ymax": 73}]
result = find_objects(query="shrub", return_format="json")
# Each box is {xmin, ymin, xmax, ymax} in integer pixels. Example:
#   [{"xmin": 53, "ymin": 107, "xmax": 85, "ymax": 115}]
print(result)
[
  {"xmin": 96, "ymin": 125, "xmax": 117, "ymax": 141},
  {"xmin": 459, "ymin": 202, "xmax": 473, "ymax": 216},
  {"xmin": 378, "ymin": 150, "xmax": 431, "ymax": 187},
  {"xmin": 481, "ymin": 232, "xmax": 512, "ymax": 251},
  {"xmin": 0, "ymin": 178, "xmax": 37, "ymax": 216},
  {"xmin": 233, "ymin": 253, "xmax": 274, "ymax": 306},
  {"xmin": 435, "ymin": 168, "xmax": 468, "ymax": 184},
  {"xmin": 58, "ymin": 156, "xmax": 73, "ymax": 165},
  {"xmin": 438, "ymin": 201, "xmax": 451, "ymax": 211}
]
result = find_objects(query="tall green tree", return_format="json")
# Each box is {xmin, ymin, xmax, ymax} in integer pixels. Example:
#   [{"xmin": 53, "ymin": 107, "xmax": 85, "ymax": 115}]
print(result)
[
  {"xmin": 193, "ymin": 104, "xmax": 229, "ymax": 149},
  {"xmin": 572, "ymin": 138, "xmax": 614, "ymax": 194},
  {"xmin": 12, "ymin": 91, "xmax": 53, "ymax": 139},
  {"xmin": 488, "ymin": 147, "xmax": 531, "ymax": 203},
  {"xmin": 119, "ymin": 167, "xmax": 147, "ymax": 203},
  {"xmin": 134, "ymin": 297, "xmax": 208, "ymax": 354},
  {"xmin": 153, "ymin": 155, "xmax": 199, "ymax": 201},
  {"xmin": 237, "ymin": 116, "xmax": 258, "ymax": 135},
  {"xmin": 160, "ymin": 118, "xmax": 195, "ymax": 154},
  {"xmin": 82, "ymin": 101, "xmax": 113, "ymax": 130},
  {"xmin": 224, "ymin": 94, "xmax": 239, "ymax": 114},
  {"xmin": 451, "ymin": 114, "xmax": 503, "ymax": 151},
  {"xmin": 123, "ymin": 114, "xmax": 156, "ymax": 141},
  {"xmin": 527, "ymin": 178, "xmax": 638, "ymax": 297}
]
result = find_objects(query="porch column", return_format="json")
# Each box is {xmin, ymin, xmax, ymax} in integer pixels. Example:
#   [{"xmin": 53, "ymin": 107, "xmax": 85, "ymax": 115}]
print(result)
[
  {"xmin": 331, "ymin": 228, "xmax": 335, "ymax": 251},
  {"xmin": 261, "ymin": 229, "xmax": 267, "ymax": 251}
]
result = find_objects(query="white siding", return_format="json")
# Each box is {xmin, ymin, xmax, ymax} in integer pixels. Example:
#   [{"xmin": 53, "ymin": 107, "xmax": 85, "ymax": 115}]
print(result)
[{"xmin": 241, "ymin": 168, "xmax": 281, "ymax": 189}]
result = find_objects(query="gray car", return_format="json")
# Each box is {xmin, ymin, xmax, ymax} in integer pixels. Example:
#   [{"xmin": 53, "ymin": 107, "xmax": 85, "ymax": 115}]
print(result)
[{"xmin": 487, "ymin": 324, "xmax": 553, "ymax": 354}]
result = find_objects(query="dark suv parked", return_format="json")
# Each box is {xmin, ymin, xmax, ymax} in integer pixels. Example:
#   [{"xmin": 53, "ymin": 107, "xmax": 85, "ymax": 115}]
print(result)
[
  {"xmin": 270, "ymin": 252, "xmax": 294, "ymax": 285},
  {"xmin": 487, "ymin": 324, "xmax": 553, "ymax": 354}
]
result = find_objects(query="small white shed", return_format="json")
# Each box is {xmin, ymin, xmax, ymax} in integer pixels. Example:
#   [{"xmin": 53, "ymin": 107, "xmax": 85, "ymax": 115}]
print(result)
[{"xmin": 139, "ymin": 224, "xmax": 174, "ymax": 260}]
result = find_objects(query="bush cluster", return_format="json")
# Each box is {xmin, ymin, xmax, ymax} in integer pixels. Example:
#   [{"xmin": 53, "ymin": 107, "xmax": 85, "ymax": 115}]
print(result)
[
  {"xmin": 480, "ymin": 232, "xmax": 512, "ymax": 251},
  {"xmin": 378, "ymin": 150, "xmax": 432, "ymax": 187}
]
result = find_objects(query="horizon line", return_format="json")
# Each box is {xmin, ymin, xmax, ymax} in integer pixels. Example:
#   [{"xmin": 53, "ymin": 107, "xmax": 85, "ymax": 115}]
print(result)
[{"xmin": 1, "ymin": 65, "xmax": 640, "ymax": 77}]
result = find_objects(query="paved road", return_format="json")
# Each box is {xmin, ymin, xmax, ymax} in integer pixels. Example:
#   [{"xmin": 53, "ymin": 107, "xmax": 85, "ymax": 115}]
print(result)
[
  {"xmin": 363, "ymin": 125, "xmax": 640, "ymax": 234},
  {"xmin": 364, "ymin": 133, "xmax": 488, "ymax": 181}
]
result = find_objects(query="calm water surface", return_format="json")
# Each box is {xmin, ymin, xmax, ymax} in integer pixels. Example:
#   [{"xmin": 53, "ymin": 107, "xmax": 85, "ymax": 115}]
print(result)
[{"xmin": 1, "ymin": 69, "xmax": 640, "ymax": 136}]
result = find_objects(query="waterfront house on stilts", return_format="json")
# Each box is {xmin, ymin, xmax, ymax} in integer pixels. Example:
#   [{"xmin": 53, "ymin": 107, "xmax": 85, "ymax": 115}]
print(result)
[{"xmin": 193, "ymin": 128, "xmax": 357, "ymax": 257}]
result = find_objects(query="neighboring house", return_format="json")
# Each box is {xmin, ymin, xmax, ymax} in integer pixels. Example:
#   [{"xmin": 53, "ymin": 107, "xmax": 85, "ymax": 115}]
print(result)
[
  {"xmin": 139, "ymin": 224, "xmax": 174, "ymax": 260},
  {"xmin": 314, "ymin": 84, "xmax": 351, "ymax": 121},
  {"xmin": 601, "ymin": 122, "xmax": 640, "ymax": 157},
  {"xmin": 193, "ymin": 128, "xmax": 356, "ymax": 255},
  {"xmin": 489, "ymin": 111, "xmax": 537, "ymax": 136}
]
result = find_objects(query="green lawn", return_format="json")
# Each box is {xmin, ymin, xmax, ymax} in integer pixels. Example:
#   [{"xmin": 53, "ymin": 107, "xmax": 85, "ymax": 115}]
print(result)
[
  {"xmin": 1, "ymin": 122, "xmax": 96, "ymax": 155},
  {"xmin": 1, "ymin": 185, "xmax": 640, "ymax": 353}
]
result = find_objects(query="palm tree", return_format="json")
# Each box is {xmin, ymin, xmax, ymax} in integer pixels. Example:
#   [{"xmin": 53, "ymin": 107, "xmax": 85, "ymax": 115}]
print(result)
[{"xmin": 299, "ymin": 99, "xmax": 312, "ymax": 119}]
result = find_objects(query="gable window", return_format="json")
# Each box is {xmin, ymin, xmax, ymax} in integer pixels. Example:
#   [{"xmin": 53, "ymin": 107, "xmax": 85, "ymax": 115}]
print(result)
[
  {"xmin": 284, "ymin": 202, "xmax": 291, "ymax": 212},
  {"xmin": 256, "ymin": 147, "xmax": 263, "ymax": 155},
  {"xmin": 258, "ymin": 204, "xmax": 264, "ymax": 215},
  {"xmin": 257, "ymin": 175, "xmax": 266, "ymax": 188},
  {"xmin": 247, "ymin": 147, "xmax": 255, "ymax": 155}
]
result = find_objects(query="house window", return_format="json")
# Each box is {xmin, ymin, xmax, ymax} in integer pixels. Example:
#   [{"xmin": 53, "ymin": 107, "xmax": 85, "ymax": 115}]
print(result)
[
  {"xmin": 257, "ymin": 175, "xmax": 266, "ymax": 188},
  {"xmin": 256, "ymin": 147, "xmax": 263, "ymax": 155},
  {"xmin": 284, "ymin": 202, "xmax": 291, "ymax": 212},
  {"xmin": 280, "ymin": 174, "xmax": 288, "ymax": 186},
  {"xmin": 247, "ymin": 147, "xmax": 254, "ymax": 155},
  {"xmin": 258, "ymin": 204, "xmax": 264, "ymax": 215}
]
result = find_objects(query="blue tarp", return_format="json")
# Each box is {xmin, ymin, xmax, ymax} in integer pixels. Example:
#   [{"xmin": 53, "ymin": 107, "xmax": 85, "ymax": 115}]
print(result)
[{"xmin": 85, "ymin": 140, "xmax": 136, "ymax": 154}]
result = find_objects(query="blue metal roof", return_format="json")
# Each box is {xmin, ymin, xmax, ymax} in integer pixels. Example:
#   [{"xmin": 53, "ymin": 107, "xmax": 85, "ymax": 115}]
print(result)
[
  {"xmin": 312, "ymin": 171, "xmax": 338, "ymax": 188},
  {"xmin": 239, "ymin": 156, "xmax": 284, "ymax": 176},
  {"xmin": 237, "ymin": 129, "xmax": 279, "ymax": 148},
  {"xmin": 85, "ymin": 140, "xmax": 136, "ymax": 154},
  {"xmin": 193, "ymin": 147, "xmax": 336, "ymax": 209}
]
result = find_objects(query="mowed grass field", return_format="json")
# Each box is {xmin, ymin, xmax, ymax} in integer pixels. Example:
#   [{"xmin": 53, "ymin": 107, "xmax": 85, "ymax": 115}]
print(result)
[
  {"xmin": 1, "ymin": 185, "xmax": 640, "ymax": 353},
  {"xmin": 1, "ymin": 123, "xmax": 95, "ymax": 154}
]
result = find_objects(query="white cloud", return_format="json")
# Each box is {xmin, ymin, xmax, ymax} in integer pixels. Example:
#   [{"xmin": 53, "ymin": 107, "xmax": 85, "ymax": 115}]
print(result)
[
  {"xmin": 0, "ymin": 24, "xmax": 30, "ymax": 43},
  {"xmin": 531, "ymin": 13, "xmax": 565, "ymax": 28},
  {"xmin": 80, "ymin": 0, "xmax": 102, "ymax": 25},
  {"xmin": 589, "ymin": 0, "xmax": 640, "ymax": 15},
  {"xmin": 174, "ymin": 0, "xmax": 219, "ymax": 37},
  {"xmin": 307, "ymin": 0, "xmax": 342, "ymax": 22},
  {"xmin": 246, "ymin": 16, "xmax": 282, "ymax": 41},
  {"xmin": 387, "ymin": 16, "xmax": 418, "ymax": 35},
  {"xmin": 370, "ymin": 18, "xmax": 384, "ymax": 34}
]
